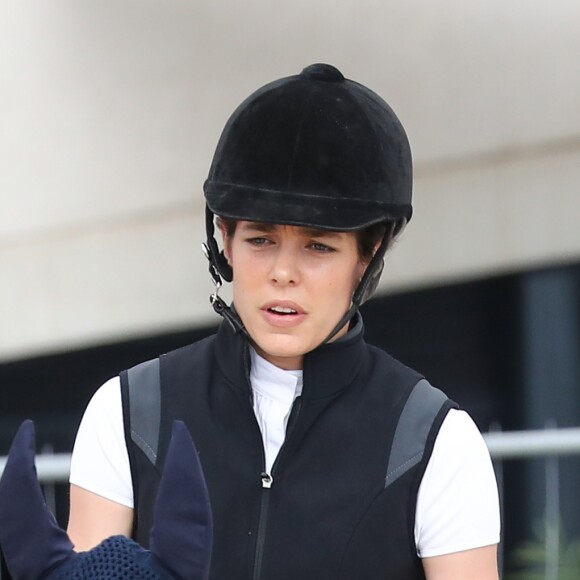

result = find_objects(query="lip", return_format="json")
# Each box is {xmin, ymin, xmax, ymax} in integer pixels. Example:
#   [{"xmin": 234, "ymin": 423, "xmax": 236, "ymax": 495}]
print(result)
[
  {"xmin": 261, "ymin": 300, "xmax": 306, "ymax": 314},
  {"xmin": 260, "ymin": 300, "xmax": 307, "ymax": 328}
]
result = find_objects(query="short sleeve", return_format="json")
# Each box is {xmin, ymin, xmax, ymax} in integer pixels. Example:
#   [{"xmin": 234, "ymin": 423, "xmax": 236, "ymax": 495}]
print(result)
[
  {"xmin": 414, "ymin": 409, "xmax": 500, "ymax": 558},
  {"xmin": 69, "ymin": 377, "xmax": 134, "ymax": 508}
]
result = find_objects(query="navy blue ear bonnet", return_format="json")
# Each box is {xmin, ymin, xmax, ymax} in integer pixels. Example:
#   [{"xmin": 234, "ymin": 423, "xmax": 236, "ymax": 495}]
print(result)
[
  {"xmin": 47, "ymin": 536, "xmax": 165, "ymax": 580},
  {"xmin": 0, "ymin": 420, "xmax": 213, "ymax": 580}
]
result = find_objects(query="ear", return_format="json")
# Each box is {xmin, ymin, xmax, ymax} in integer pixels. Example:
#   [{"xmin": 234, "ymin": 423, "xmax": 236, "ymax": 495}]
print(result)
[
  {"xmin": 0, "ymin": 421, "xmax": 75, "ymax": 580},
  {"xmin": 367, "ymin": 218, "xmax": 406, "ymax": 264},
  {"xmin": 217, "ymin": 220, "xmax": 232, "ymax": 265},
  {"xmin": 149, "ymin": 421, "xmax": 213, "ymax": 579}
]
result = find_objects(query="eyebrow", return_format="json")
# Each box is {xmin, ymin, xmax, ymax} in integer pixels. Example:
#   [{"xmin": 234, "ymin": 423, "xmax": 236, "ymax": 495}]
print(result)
[
  {"xmin": 241, "ymin": 222, "xmax": 342, "ymax": 239},
  {"xmin": 240, "ymin": 222, "xmax": 277, "ymax": 233}
]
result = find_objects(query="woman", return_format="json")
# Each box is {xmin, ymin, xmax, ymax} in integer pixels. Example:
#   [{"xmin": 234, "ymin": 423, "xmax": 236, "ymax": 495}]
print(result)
[{"xmin": 68, "ymin": 64, "xmax": 500, "ymax": 579}]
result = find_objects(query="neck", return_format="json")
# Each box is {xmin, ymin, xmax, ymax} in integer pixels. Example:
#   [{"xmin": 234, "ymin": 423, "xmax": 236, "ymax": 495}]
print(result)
[
  {"xmin": 249, "ymin": 320, "xmax": 352, "ymax": 371},
  {"xmin": 251, "ymin": 342, "xmax": 304, "ymax": 370}
]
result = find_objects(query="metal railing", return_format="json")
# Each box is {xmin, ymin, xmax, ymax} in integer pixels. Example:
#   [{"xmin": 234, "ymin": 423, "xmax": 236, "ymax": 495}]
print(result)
[
  {"xmin": 484, "ymin": 426, "xmax": 580, "ymax": 459},
  {"xmin": 484, "ymin": 425, "xmax": 580, "ymax": 580}
]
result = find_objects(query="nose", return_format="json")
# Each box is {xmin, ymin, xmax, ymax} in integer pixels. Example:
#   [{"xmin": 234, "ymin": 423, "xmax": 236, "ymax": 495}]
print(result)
[{"xmin": 269, "ymin": 243, "xmax": 300, "ymax": 286}]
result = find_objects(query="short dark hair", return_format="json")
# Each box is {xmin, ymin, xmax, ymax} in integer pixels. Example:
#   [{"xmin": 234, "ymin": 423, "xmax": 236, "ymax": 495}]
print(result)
[
  {"xmin": 217, "ymin": 217, "xmax": 237, "ymax": 239},
  {"xmin": 216, "ymin": 217, "xmax": 389, "ymax": 263},
  {"xmin": 356, "ymin": 222, "xmax": 389, "ymax": 262}
]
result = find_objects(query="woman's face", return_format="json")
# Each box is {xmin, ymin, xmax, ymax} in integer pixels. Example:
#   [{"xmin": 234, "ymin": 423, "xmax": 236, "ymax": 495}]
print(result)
[{"xmin": 222, "ymin": 221, "xmax": 366, "ymax": 370}]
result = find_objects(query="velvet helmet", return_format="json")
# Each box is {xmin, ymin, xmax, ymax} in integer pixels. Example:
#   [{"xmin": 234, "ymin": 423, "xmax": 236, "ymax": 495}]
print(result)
[{"xmin": 202, "ymin": 63, "xmax": 413, "ymax": 338}]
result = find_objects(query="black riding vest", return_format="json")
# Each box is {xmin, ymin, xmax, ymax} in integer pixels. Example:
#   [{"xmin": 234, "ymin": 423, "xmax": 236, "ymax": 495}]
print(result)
[{"xmin": 120, "ymin": 317, "xmax": 455, "ymax": 580}]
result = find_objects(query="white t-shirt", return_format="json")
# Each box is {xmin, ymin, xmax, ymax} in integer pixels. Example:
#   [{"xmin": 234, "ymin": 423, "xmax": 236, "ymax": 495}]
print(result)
[{"xmin": 70, "ymin": 350, "xmax": 500, "ymax": 558}]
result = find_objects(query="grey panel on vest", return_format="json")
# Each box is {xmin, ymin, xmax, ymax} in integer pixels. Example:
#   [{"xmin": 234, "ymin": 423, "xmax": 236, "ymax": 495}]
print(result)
[
  {"xmin": 384, "ymin": 379, "xmax": 447, "ymax": 489},
  {"xmin": 128, "ymin": 358, "xmax": 161, "ymax": 467}
]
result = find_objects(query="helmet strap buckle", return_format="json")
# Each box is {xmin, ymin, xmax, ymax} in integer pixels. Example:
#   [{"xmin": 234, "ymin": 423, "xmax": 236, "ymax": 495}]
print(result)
[
  {"xmin": 202, "ymin": 242, "xmax": 224, "ymax": 291},
  {"xmin": 201, "ymin": 231, "xmax": 246, "ymax": 334}
]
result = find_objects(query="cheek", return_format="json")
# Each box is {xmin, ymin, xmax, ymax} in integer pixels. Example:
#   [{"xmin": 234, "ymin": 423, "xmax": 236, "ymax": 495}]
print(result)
[
  {"xmin": 321, "ymin": 262, "xmax": 361, "ymax": 301},
  {"xmin": 337, "ymin": 259, "xmax": 365, "ymax": 289},
  {"xmin": 230, "ymin": 251, "xmax": 262, "ymax": 298},
  {"xmin": 354, "ymin": 261, "xmax": 366, "ymax": 286},
  {"xmin": 225, "ymin": 236, "xmax": 244, "ymax": 275}
]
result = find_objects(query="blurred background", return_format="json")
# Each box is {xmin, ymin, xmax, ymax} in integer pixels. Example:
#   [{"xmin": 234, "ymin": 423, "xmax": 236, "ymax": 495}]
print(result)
[{"xmin": 1, "ymin": 0, "xmax": 579, "ymax": 576}]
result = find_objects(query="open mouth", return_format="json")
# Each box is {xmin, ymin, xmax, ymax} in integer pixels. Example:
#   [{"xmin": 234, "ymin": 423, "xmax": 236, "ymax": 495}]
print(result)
[
  {"xmin": 262, "ymin": 303, "xmax": 305, "ymax": 327},
  {"xmin": 268, "ymin": 306, "xmax": 298, "ymax": 315}
]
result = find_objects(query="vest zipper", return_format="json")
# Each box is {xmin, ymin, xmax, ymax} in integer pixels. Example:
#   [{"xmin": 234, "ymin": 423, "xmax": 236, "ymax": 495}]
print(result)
[
  {"xmin": 261, "ymin": 472, "xmax": 273, "ymax": 489},
  {"xmin": 253, "ymin": 472, "xmax": 273, "ymax": 580},
  {"xmin": 252, "ymin": 397, "xmax": 302, "ymax": 579}
]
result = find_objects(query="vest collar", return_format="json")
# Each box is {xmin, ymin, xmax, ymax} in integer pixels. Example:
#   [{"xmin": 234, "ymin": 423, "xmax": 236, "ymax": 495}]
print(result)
[{"xmin": 214, "ymin": 313, "xmax": 367, "ymax": 400}]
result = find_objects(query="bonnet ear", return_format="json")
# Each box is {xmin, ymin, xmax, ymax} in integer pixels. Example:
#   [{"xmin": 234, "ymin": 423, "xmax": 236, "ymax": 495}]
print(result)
[
  {"xmin": 149, "ymin": 421, "xmax": 213, "ymax": 579},
  {"xmin": 0, "ymin": 421, "xmax": 75, "ymax": 580}
]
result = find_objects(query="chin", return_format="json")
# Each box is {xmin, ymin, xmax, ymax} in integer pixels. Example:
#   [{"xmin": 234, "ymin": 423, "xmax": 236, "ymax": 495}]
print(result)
[
  {"xmin": 261, "ymin": 336, "xmax": 306, "ymax": 357},
  {"xmin": 252, "ymin": 331, "xmax": 310, "ymax": 360}
]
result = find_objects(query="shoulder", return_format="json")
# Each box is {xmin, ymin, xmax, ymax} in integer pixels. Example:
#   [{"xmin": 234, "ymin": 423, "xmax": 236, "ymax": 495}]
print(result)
[
  {"xmin": 362, "ymin": 346, "xmax": 455, "ymax": 433},
  {"xmin": 434, "ymin": 409, "xmax": 491, "ymax": 458},
  {"xmin": 121, "ymin": 333, "xmax": 218, "ymax": 375},
  {"xmin": 80, "ymin": 376, "xmax": 123, "ymax": 420},
  {"xmin": 162, "ymin": 332, "xmax": 217, "ymax": 361},
  {"xmin": 425, "ymin": 409, "xmax": 496, "ymax": 489},
  {"xmin": 118, "ymin": 333, "xmax": 218, "ymax": 394},
  {"xmin": 72, "ymin": 377, "xmax": 124, "ymax": 443},
  {"xmin": 364, "ymin": 342, "xmax": 425, "ymax": 388}
]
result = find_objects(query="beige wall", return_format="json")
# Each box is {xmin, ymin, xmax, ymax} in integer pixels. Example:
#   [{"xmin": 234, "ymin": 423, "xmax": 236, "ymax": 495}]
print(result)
[{"xmin": 1, "ymin": 0, "xmax": 579, "ymax": 360}]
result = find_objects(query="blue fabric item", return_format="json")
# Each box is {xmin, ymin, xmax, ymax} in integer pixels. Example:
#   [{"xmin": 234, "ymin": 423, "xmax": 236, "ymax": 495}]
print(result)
[
  {"xmin": 49, "ymin": 536, "xmax": 161, "ymax": 579},
  {"xmin": 0, "ymin": 420, "xmax": 213, "ymax": 580},
  {"xmin": 0, "ymin": 420, "xmax": 75, "ymax": 580},
  {"xmin": 150, "ymin": 421, "xmax": 213, "ymax": 579}
]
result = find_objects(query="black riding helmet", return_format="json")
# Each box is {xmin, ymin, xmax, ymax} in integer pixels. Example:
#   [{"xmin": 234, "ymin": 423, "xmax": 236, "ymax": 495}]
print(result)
[{"xmin": 202, "ymin": 63, "xmax": 413, "ymax": 340}]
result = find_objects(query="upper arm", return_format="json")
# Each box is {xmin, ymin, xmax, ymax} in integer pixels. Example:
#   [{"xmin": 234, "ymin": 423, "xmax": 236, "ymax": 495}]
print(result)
[
  {"xmin": 67, "ymin": 378, "xmax": 135, "ymax": 550},
  {"xmin": 67, "ymin": 484, "xmax": 133, "ymax": 551},
  {"xmin": 415, "ymin": 410, "xmax": 501, "ymax": 557},
  {"xmin": 422, "ymin": 544, "xmax": 499, "ymax": 580}
]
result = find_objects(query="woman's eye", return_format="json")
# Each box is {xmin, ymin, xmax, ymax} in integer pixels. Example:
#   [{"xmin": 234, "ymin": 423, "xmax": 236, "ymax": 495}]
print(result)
[
  {"xmin": 247, "ymin": 237, "xmax": 270, "ymax": 246},
  {"xmin": 310, "ymin": 242, "xmax": 335, "ymax": 253}
]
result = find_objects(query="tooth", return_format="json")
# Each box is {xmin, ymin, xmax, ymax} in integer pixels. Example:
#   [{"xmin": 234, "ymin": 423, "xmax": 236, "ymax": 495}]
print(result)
[{"xmin": 271, "ymin": 306, "xmax": 296, "ymax": 313}]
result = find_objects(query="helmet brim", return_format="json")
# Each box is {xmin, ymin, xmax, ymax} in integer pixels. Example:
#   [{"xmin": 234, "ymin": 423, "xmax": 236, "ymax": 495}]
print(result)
[{"xmin": 204, "ymin": 181, "xmax": 412, "ymax": 231}]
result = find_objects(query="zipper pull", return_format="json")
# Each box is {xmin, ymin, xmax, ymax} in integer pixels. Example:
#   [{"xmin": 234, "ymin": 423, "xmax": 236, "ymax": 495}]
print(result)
[{"xmin": 261, "ymin": 472, "xmax": 273, "ymax": 489}]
